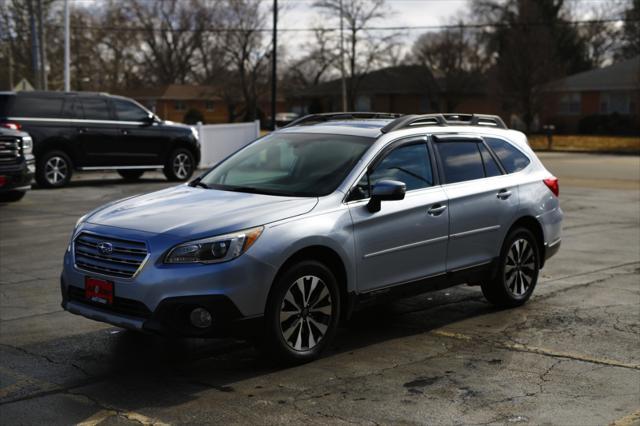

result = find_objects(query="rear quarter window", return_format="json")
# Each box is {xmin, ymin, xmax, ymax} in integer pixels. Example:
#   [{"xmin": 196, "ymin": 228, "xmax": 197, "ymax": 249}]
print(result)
[
  {"xmin": 485, "ymin": 137, "xmax": 530, "ymax": 173},
  {"xmin": 9, "ymin": 96, "xmax": 65, "ymax": 118}
]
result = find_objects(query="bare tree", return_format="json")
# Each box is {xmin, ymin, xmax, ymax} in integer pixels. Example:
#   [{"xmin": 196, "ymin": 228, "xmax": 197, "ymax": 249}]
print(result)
[
  {"xmin": 314, "ymin": 0, "xmax": 398, "ymax": 110},
  {"xmin": 283, "ymin": 28, "xmax": 338, "ymax": 92},
  {"xmin": 617, "ymin": 0, "xmax": 640, "ymax": 60}
]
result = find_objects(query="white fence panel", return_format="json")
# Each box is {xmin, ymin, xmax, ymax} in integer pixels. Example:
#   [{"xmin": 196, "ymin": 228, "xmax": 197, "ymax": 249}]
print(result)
[{"xmin": 196, "ymin": 120, "xmax": 260, "ymax": 168}]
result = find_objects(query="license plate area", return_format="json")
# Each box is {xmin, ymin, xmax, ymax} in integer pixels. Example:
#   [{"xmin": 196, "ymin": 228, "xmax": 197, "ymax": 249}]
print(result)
[{"xmin": 85, "ymin": 277, "xmax": 114, "ymax": 305}]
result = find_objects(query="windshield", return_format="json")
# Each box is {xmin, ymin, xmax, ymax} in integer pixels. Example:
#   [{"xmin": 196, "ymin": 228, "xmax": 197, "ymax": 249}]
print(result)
[{"xmin": 200, "ymin": 132, "xmax": 373, "ymax": 197}]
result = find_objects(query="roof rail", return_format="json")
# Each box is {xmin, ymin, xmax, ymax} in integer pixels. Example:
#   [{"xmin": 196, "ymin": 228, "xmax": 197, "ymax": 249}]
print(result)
[
  {"xmin": 380, "ymin": 113, "xmax": 508, "ymax": 133},
  {"xmin": 283, "ymin": 112, "xmax": 402, "ymax": 128}
]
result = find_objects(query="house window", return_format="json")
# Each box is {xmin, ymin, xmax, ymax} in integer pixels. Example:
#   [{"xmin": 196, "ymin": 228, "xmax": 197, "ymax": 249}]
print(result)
[
  {"xmin": 558, "ymin": 93, "xmax": 581, "ymax": 115},
  {"xmin": 600, "ymin": 92, "xmax": 632, "ymax": 115},
  {"xmin": 175, "ymin": 100, "xmax": 186, "ymax": 111},
  {"xmin": 205, "ymin": 101, "xmax": 215, "ymax": 112}
]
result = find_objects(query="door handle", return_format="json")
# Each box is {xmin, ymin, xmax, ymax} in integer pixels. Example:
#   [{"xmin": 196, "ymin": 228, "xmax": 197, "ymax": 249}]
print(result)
[
  {"xmin": 77, "ymin": 127, "xmax": 88, "ymax": 134},
  {"xmin": 497, "ymin": 189, "xmax": 512, "ymax": 200},
  {"xmin": 427, "ymin": 204, "xmax": 447, "ymax": 216},
  {"xmin": 121, "ymin": 129, "xmax": 128, "ymax": 135}
]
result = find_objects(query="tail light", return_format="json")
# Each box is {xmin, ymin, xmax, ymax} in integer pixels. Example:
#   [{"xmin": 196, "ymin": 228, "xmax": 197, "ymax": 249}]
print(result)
[
  {"xmin": 543, "ymin": 177, "xmax": 559, "ymax": 197},
  {"xmin": 0, "ymin": 122, "xmax": 21, "ymax": 130}
]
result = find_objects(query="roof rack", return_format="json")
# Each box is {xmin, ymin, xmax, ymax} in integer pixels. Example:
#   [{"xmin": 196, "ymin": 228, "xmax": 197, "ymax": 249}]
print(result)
[
  {"xmin": 283, "ymin": 112, "xmax": 402, "ymax": 128},
  {"xmin": 380, "ymin": 113, "xmax": 508, "ymax": 133}
]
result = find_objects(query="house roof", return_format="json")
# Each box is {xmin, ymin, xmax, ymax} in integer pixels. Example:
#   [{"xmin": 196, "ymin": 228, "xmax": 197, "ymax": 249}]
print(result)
[
  {"xmin": 121, "ymin": 84, "xmax": 223, "ymax": 101},
  {"xmin": 542, "ymin": 56, "xmax": 640, "ymax": 92},
  {"xmin": 296, "ymin": 65, "xmax": 441, "ymax": 98}
]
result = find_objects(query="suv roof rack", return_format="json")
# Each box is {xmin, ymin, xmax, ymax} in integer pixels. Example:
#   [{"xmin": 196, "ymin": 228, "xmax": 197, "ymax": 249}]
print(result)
[
  {"xmin": 283, "ymin": 112, "xmax": 402, "ymax": 128},
  {"xmin": 380, "ymin": 113, "xmax": 508, "ymax": 133}
]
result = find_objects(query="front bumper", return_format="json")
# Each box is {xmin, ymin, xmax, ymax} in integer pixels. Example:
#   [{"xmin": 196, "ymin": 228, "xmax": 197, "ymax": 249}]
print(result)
[
  {"xmin": 0, "ymin": 159, "xmax": 34, "ymax": 193},
  {"xmin": 61, "ymin": 223, "xmax": 276, "ymax": 337}
]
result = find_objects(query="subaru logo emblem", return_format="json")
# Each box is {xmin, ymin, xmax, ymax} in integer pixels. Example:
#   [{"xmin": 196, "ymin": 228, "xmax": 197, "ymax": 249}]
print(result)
[{"xmin": 97, "ymin": 242, "xmax": 113, "ymax": 255}]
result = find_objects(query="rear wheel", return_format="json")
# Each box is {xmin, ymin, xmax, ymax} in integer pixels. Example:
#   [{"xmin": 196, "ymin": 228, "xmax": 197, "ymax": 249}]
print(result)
[
  {"xmin": 36, "ymin": 150, "xmax": 73, "ymax": 188},
  {"xmin": 482, "ymin": 227, "xmax": 539, "ymax": 307},
  {"xmin": 164, "ymin": 148, "xmax": 195, "ymax": 181},
  {"xmin": 0, "ymin": 191, "xmax": 27, "ymax": 202},
  {"xmin": 261, "ymin": 260, "xmax": 340, "ymax": 364},
  {"xmin": 117, "ymin": 170, "xmax": 145, "ymax": 181}
]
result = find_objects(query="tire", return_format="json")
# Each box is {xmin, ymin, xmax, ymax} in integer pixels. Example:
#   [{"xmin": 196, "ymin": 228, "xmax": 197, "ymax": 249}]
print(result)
[
  {"xmin": 482, "ymin": 227, "xmax": 540, "ymax": 308},
  {"xmin": 163, "ymin": 148, "xmax": 195, "ymax": 181},
  {"xmin": 260, "ymin": 260, "xmax": 341, "ymax": 365},
  {"xmin": 0, "ymin": 191, "xmax": 27, "ymax": 202},
  {"xmin": 36, "ymin": 150, "xmax": 73, "ymax": 188},
  {"xmin": 117, "ymin": 170, "xmax": 145, "ymax": 181}
]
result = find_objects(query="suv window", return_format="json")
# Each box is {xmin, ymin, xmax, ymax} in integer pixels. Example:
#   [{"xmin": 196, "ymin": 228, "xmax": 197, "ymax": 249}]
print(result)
[
  {"xmin": 113, "ymin": 98, "xmax": 150, "ymax": 122},
  {"xmin": 478, "ymin": 143, "xmax": 502, "ymax": 177},
  {"xmin": 10, "ymin": 96, "xmax": 64, "ymax": 118},
  {"xmin": 485, "ymin": 137, "xmax": 530, "ymax": 173},
  {"xmin": 80, "ymin": 98, "xmax": 111, "ymax": 121},
  {"xmin": 351, "ymin": 143, "xmax": 432, "ymax": 200},
  {"xmin": 436, "ymin": 142, "xmax": 485, "ymax": 184}
]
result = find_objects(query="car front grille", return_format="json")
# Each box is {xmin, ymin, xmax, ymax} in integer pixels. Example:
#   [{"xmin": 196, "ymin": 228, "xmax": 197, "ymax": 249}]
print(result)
[
  {"xmin": 0, "ymin": 136, "xmax": 21, "ymax": 164},
  {"xmin": 74, "ymin": 232, "xmax": 148, "ymax": 279},
  {"xmin": 67, "ymin": 285, "xmax": 152, "ymax": 319}
]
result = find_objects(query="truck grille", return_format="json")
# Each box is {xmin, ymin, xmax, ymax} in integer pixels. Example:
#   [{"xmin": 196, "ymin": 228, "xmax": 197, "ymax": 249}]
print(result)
[
  {"xmin": 0, "ymin": 136, "xmax": 20, "ymax": 164},
  {"xmin": 74, "ymin": 233, "xmax": 148, "ymax": 279}
]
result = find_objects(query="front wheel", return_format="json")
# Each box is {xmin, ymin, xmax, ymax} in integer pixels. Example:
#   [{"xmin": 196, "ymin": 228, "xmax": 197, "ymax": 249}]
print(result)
[
  {"xmin": 261, "ymin": 260, "xmax": 341, "ymax": 365},
  {"xmin": 482, "ymin": 227, "xmax": 540, "ymax": 308},
  {"xmin": 163, "ymin": 148, "xmax": 195, "ymax": 181}
]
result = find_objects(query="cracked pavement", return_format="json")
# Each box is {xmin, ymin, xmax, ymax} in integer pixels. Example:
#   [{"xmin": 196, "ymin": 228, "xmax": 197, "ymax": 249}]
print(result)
[{"xmin": 0, "ymin": 152, "xmax": 639, "ymax": 425}]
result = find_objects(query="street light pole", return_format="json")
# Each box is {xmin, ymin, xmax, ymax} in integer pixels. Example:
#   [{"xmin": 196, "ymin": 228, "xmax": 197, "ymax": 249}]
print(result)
[
  {"xmin": 64, "ymin": 0, "xmax": 70, "ymax": 91},
  {"xmin": 270, "ymin": 0, "xmax": 278, "ymax": 130},
  {"xmin": 339, "ymin": 0, "xmax": 347, "ymax": 112}
]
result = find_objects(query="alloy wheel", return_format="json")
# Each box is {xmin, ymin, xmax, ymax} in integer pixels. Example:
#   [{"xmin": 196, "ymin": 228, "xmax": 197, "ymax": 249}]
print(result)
[
  {"xmin": 505, "ymin": 238, "xmax": 536, "ymax": 297},
  {"xmin": 173, "ymin": 153, "xmax": 192, "ymax": 179},
  {"xmin": 44, "ymin": 156, "xmax": 69, "ymax": 185},
  {"xmin": 279, "ymin": 275, "xmax": 333, "ymax": 351}
]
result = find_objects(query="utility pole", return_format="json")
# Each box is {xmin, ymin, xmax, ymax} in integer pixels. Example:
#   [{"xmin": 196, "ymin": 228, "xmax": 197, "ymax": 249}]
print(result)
[
  {"xmin": 270, "ymin": 0, "xmax": 278, "ymax": 130},
  {"xmin": 37, "ymin": 0, "xmax": 47, "ymax": 90},
  {"xmin": 64, "ymin": 0, "xmax": 70, "ymax": 91},
  {"xmin": 28, "ymin": 0, "xmax": 40, "ymax": 89},
  {"xmin": 7, "ymin": 44, "xmax": 14, "ymax": 90},
  {"xmin": 339, "ymin": 0, "xmax": 347, "ymax": 112}
]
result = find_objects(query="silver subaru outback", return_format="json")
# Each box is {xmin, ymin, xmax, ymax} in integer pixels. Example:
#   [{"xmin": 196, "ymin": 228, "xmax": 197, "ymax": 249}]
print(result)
[{"xmin": 62, "ymin": 113, "xmax": 563, "ymax": 364}]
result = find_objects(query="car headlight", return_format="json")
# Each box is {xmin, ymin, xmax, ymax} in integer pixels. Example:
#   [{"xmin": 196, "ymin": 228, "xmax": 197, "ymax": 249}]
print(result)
[
  {"xmin": 21, "ymin": 136, "xmax": 33, "ymax": 155},
  {"xmin": 165, "ymin": 226, "xmax": 264, "ymax": 264}
]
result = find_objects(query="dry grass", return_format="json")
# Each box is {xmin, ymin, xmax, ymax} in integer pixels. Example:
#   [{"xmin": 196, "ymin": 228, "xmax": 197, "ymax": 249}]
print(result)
[{"xmin": 528, "ymin": 135, "xmax": 640, "ymax": 153}]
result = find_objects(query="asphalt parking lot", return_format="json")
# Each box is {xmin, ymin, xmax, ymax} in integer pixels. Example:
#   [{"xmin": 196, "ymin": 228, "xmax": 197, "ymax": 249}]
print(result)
[{"xmin": 0, "ymin": 152, "xmax": 639, "ymax": 425}]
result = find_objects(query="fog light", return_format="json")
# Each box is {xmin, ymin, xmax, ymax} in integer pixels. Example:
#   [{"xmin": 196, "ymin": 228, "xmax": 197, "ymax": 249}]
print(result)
[{"xmin": 190, "ymin": 307, "xmax": 212, "ymax": 328}]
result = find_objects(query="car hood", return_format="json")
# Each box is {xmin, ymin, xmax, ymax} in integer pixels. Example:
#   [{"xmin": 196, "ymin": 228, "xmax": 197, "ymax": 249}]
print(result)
[{"xmin": 86, "ymin": 185, "xmax": 318, "ymax": 238}]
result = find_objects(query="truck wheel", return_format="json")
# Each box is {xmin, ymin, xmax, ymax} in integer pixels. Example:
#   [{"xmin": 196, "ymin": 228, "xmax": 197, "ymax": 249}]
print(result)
[
  {"xmin": 0, "ymin": 191, "xmax": 26, "ymax": 202},
  {"xmin": 260, "ymin": 260, "xmax": 341, "ymax": 365},
  {"xmin": 36, "ymin": 150, "xmax": 73, "ymax": 188},
  {"xmin": 118, "ymin": 170, "xmax": 145, "ymax": 181},
  {"xmin": 164, "ymin": 148, "xmax": 194, "ymax": 181},
  {"xmin": 481, "ymin": 227, "xmax": 540, "ymax": 308}
]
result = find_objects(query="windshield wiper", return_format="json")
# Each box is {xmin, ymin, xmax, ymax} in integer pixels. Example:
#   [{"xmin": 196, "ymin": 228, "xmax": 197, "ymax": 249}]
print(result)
[{"xmin": 189, "ymin": 176, "xmax": 209, "ymax": 189}]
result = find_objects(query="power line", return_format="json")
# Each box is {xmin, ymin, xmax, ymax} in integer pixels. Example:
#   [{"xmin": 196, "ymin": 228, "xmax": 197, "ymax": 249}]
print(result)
[{"xmin": 49, "ymin": 18, "xmax": 636, "ymax": 33}]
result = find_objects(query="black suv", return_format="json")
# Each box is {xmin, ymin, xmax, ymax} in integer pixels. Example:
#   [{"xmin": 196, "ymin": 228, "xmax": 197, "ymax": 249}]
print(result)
[
  {"xmin": 0, "ymin": 91, "xmax": 200, "ymax": 188},
  {"xmin": 0, "ymin": 128, "xmax": 34, "ymax": 202}
]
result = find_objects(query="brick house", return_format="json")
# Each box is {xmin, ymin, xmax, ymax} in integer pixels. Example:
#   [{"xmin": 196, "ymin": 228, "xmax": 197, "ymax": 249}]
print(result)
[
  {"xmin": 539, "ymin": 57, "xmax": 640, "ymax": 134},
  {"xmin": 287, "ymin": 65, "xmax": 507, "ymax": 121},
  {"xmin": 124, "ymin": 84, "xmax": 229, "ymax": 124}
]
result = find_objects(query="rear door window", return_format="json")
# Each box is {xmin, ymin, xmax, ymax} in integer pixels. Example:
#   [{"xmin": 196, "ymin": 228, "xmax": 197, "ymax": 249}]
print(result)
[
  {"xmin": 80, "ymin": 98, "xmax": 111, "ymax": 121},
  {"xmin": 478, "ymin": 143, "xmax": 502, "ymax": 177},
  {"xmin": 435, "ymin": 142, "xmax": 485, "ymax": 184},
  {"xmin": 485, "ymin": 137, "xmax": 530, "ymax": 173}
]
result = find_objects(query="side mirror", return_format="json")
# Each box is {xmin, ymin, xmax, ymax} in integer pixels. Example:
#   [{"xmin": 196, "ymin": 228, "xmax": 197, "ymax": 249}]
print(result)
[
  {"xmin": 142, "ymin": 113, "xmax": 156, "ymax": 125},
  {"xmin": 367, "ymin": 180, "xmax": 406, "ymax": 213}
]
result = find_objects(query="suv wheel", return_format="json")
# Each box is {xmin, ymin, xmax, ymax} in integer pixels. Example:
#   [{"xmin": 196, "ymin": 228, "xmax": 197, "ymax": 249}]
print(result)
[
  {"xmin": 164, "ymin": 148, "xmax": 194, "ymax": 181},
  {"xmin": 36, "ymin": 151, "xmax": 73, "ymax": 188},
  {"xmin": 261, "ymin": 260, "xmax": 341, "ymax": 364},
  {"xmin": 482, "ymin": 227, "xmax": 540, "ymax": 307},
  {"xmin": 118, "ymin": 170, "xmax": 145, "ymax": 181}
]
